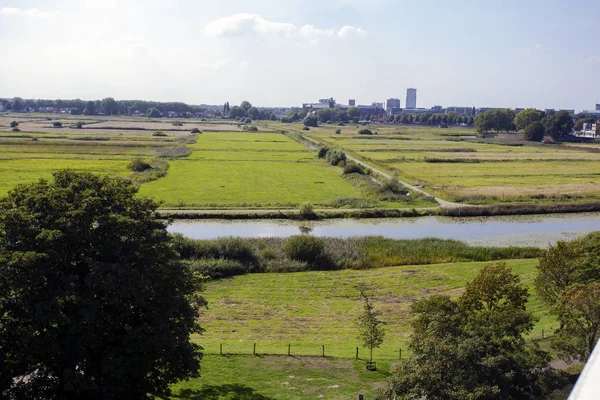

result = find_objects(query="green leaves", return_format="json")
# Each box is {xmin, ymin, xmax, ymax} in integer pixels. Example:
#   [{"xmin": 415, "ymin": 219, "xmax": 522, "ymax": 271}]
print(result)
[
  {"xmin": 380, "ymin": 262, "xmax": 555, "ymax": 400},
  {"xmin": 0, "ymin": 170, "xmax": 205, "ymax": 399}
]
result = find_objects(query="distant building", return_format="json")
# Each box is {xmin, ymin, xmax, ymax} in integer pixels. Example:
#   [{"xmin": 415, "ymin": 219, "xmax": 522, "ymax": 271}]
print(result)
[
  {"xmin": 431, "ymin": 105, "xmax": 443, "ymax": 113},
  {"xmin": 545, "ymin": 109, "xmax": 555, "ymax": 114},
  {"xmin": 386, "ymin": 98, "xmax": 401, "ymax": 111},
  {"xmin": 349, "ymin": 99, "xmax": 356, "ymax": 107},
  {"xmin": 560, "ymin": 109, "xmax": 575, "ymax": 115},
  {"xmin": 446, "ymin": 106, "xmax": 474, "ymax": 115},
  {"xmin": 372, "ymin": 102, "xmax": 384, "ymax": 108},
  {"xmin": 596, "ymin": 104, "xmax": 600, "ymax": 111},
  {"xmin": 406, "ymin": 88, "xmax": 417, "ymax": 109},
  {"xmin": 514, "ymin": 108, "xmax": 525, "ymax": 114},
  {"xmin": 580, "ymin": 109, "xmax": 600, "ymax": 116}
]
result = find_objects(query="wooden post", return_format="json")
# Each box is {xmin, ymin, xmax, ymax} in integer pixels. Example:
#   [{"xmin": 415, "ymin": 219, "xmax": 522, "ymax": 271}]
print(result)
[
  {"xmin": 356, "ymin": 347, "xmax": 359, "ymax": 360},
  {"xmin": 220, "ymin": 343, "xmax": 222, "ymax": 355},
  {"xmin": 288, "ymin": 344, "xmax": 291, "ymax": 356},
  {"xmin": 322, "ymin": 345, "xmax": 325, "ymax": 357},
  {"xmin": 253, "ymin": 343, "xmax": 256, "ymax": 355},
  {"xmin": 399, "ymin": 348, "xmax": 402, "ymax": 359},
  {"xmin": 542, "ymin": 329, "xmax": 544, "ymax": 339}
]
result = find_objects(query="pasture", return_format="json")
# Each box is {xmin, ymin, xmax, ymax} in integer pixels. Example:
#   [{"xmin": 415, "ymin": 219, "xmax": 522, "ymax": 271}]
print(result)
[
  {"xmin": 170, "ymin": 258, "xmax": 554, "ymax": 399},
  {"xmin": 288, "ymin": 122, "xmax": 600, "ymax": 205},
  {"xmin": 0, "ymin": 113, "xmax": 437, "ymax": 209}
]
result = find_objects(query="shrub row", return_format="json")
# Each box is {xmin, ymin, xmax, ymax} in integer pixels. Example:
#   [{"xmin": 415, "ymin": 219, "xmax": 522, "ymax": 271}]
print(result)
[{"xmin": 171, "ymin": 234, "xmax": 542, "ymax": 280}]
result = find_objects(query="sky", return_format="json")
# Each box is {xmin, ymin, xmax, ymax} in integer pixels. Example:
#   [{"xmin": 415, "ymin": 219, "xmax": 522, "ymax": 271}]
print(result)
[{"xmin": 0, "ymin": 0, "xmax": 599, "ymax": 110}]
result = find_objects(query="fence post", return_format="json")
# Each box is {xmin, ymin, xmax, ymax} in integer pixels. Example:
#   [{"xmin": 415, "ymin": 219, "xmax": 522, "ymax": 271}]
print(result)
[
  {"xmin": 356, "ymin": 347, "xmax": 359, "ymax": 360},
  {"xmin": 322, "ymin": 345, "xmax": 325, "ymax": 357},
  {"xmin": 220, "ymin": 343, "xmax": 222, "ymax": 355},
  {"xmin": 288, "ymin": 344, "xmax": 291, "ymax": 356},
  {"xmin": 399, "ymin": 348, "xmax": 402, "ymax": 360},
  {"xmin": 542, "ymin": 329, "xmax": 544, "ymax": 339},
  {"xmin": 253, "ymin": 343, "xmax": 256, "ymax": 355}
]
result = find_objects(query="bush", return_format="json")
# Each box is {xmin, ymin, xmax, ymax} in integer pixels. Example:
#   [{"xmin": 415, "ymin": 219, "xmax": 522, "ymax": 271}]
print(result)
[
  {"xmin": 299, "ymin": 202, "xmax": 315, "ymax": 218},
  {"xmin": 523, "ymin": 121, "xmax": 545, "ymax": 141},
  {"xmin": 337, "ymin": 160, "xmax": 346, "ymax": 168},
  {"xmin": 128, "ymin": 158, "xmax": 152, "ymax": 172},
  {"xmin": 243, "ymin": 118, "xmax": 252, "ymax": 124},
  {"xmin": 10, "ymin": 121, "xmax": 18, "ymax": 128},
  {"xmin": 75, "ymin": 121, "xmax": 84, "ymax": 129},
  {"xmin": 195, "ymin": 237, "xmax": 258, "ymax": 266},
  {"xmin": 152, "ymin": 131, "xmax": 167, "ymax": 136},
  {"xmin": 243, "ymin": 125, "xmax": 258, "ymax": 132},
  {"xmin": 187, "ymin": 258, "xmax": 248, "ymax": 280},
  {"xmin": 343, "ymin": 162, "xmax": 365, "ymax": 175},
  {"xmin": 325, "ymin": 147, "xmax": 346, "ymax": 166},
  {"xmin": 303, "ymin": 115, "xmax": 318, "ymax": 127},
  {"xmin": 302, "ymin": 126, "xmax": 310, "ymax": 131},
  {"xmin": 283, "ymin": 236, "xmax": 333, "ymax": 270},
  {"xmin": 146, "ymin": 108, "xmax": 161, "ymax": 118},
  {"xmin": 11, "ymin": 128, "xmax": 20, "ymax": 132},
  {"xmin": 172, "ymin": 122, "xmax": 183, "ymax": 126},
  {"xmin": 335, "ymin": 128, "xmax": 341, "ymax": 134},
  {"xmin": 358, "ymin": 128, "xmax": 373, "ymax": 135},
  {"xmin": 317, "ymin": 146, "xmax": 329, "ymax": 158},
  {"xmin": 52, "ymin": 122, "xmax": 62, "ymax": 128},
  {"xmin": 190, "ymin": 128, "xmax": 201, "ymax": 134}
]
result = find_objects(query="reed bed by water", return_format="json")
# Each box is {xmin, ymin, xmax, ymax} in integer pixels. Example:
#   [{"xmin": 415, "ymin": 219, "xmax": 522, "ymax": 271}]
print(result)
[{"xmin": 172, "ymin": 234, "xmax": 542, "ymax": 280}]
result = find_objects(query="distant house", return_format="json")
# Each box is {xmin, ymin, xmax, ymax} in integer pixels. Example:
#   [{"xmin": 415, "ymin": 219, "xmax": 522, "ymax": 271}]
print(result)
[{"xmin": 573, "ymin": 120, "xmax": 599, "ymax": 138}]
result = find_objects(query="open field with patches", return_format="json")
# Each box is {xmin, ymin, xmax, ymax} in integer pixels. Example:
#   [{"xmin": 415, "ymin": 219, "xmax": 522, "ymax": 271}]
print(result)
[
  {"xmin": 168, "ymin": 258, "xmax": 554, "ymax": 399},
  {"xmin": 0, "ymin": 114, "xmax": 437, "ymax": 209},
  {"xmin": 280, "ymin": 122, "xmax": 600, "ymax": 205}
]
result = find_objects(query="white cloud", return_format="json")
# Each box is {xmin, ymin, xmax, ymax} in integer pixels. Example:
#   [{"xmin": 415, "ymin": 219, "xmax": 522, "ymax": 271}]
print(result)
[
  {"xmin": 204, "ymin": 13, "xmax": 296, "ymax": 38},
  {"xmin": 1, "ymin": 7, "xmax": 56, "ymax": 18},
  {"xmin": 204, "ymin": 14, "xmax": 366, "ymax": 40},
  {"xmin": 84, "ymin": 0, "xmax": 118, "ymax": 10},
  {"xmin": 337, "ymin": 25, "xmax": 367, "ymax": 38},
  {"xmin": 299, "ymin": 25, "xmax": 335, "ymax": 38}
]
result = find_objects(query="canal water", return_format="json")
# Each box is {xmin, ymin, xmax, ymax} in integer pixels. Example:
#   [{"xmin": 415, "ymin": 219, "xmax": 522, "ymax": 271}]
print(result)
[{"xmin": 168, "ymin": 212, "xmax": 600, "ymax": 247}]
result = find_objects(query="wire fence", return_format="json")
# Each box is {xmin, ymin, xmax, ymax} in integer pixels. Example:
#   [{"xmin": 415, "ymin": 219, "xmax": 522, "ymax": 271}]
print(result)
[{"xmin": 202, "ymin": 342, "xmax": 406, "ymax": 362}]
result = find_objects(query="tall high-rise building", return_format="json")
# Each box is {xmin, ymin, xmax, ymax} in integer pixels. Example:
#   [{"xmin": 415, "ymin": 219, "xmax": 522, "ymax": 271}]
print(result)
[
  {"xmin": 596, "ymin": 104, "xmax": 600, "ymax": 111},
  {"xmin": 349, "ymin": 99, "xmax": 356, "ymax": 106},
  {"xmin": 406, "ymin": 88, "xmax": 417, "ymax": 109},
  {"xmin": 386, "ymin": 98, "xmax": 401, "ymax": 110}
]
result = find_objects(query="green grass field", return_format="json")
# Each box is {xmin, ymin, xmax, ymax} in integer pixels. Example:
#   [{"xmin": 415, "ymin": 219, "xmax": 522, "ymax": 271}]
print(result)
[
  {"xmin": 286, "ymin": 122, "xmax": 600, "ymax": 205},
  {"xmin": 166, "ymin": 258, "xmax": 555, "ymax": 399},
  {"xmin": 4, "ymin": 117, "xmax": 431, "ymax": 209}
]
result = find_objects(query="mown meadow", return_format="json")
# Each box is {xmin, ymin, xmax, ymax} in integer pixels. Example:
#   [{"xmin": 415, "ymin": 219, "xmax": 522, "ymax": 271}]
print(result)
[
  {"xmin": 287, "ymin": 122, "xmax": 600, "ymax": 205},
  {"xmin": 163, "ymin": 256, "xmax": 557, "ymax": 399}
]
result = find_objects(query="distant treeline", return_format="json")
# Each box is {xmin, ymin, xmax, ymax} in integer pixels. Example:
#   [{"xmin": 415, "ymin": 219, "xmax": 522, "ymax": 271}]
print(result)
[{"xmin": 1, "ymin": 97, "xmax": 206, "ymax": 116}]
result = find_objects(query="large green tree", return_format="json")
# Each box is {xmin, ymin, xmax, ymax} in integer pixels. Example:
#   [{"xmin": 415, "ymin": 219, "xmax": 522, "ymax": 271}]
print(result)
[
  {"xmin": 514, "ymin": 108, "xmax": 543, "ymax": 131},
  {"xmin": 0, "ymin": 171, "xmax": 205, "ymax": 399},
  {"xmin": 552, "ymin": 283, "xmax": 600, "ymax": 362},
  {"xmin": 379, "ymin": 262, "xmax": 555, "ymax": 400},
  {"xmin": 101, "ymin": 97, "xmax": 118, "ymax": 116},
  {"xmin": 541, "ymin": 111, "xmax": 574, "ymax": 139}
]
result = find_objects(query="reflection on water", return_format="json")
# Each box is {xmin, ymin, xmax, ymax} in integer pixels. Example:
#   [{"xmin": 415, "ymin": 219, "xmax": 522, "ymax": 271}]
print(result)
[{"xmin": 168, "ymin": 212, "xmax": 600, "ymax": 248}]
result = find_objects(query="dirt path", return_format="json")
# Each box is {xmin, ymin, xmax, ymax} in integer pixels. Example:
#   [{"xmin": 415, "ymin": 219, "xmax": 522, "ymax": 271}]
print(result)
[{"xmin": 296, "ymin": 133, "xmax": 470, "ymax": 209}]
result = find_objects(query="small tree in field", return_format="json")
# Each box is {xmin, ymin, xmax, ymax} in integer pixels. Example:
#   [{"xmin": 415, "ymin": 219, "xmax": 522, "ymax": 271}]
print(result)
[
  {"xmin": 357, "ymin": 288, "xmax": 385, "ymax": 364},
  {"xmin": 10, "ymin": 121, "xmax": 18, "ymax": 128}
]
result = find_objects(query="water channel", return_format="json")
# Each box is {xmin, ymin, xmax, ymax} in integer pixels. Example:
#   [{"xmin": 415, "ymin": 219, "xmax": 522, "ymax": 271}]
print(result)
[{"xmin": 168, "ymin": 212, "xmax": 600, "ymax": 247}]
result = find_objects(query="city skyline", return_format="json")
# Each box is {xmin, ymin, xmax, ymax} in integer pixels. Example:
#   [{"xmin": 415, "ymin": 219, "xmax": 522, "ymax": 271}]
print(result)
[{"xmin": 0, "ymin": 0, "xmax": 598, "ymax": 110}]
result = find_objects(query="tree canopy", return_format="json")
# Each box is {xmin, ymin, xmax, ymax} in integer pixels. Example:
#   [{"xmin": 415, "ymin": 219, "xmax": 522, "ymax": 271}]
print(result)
[
  {"xmin": 379, "ymin": 262, "xmax": 557, "ymax": 400},
  {"xmin": 514, "ymin": 108, "xmax": 543, "ymax": 131},
  {"xmin": 0, "ymin": 171, "xmax": 205, "ymax": 399},
  {"xmin": 541, "ymin": 111, "xmax": 574, "ymax": 139}
]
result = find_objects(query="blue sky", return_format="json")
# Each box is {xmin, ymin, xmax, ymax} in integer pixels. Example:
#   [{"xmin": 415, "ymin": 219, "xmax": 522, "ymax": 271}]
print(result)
[{"xmin": 0, "ymin": 0, "xmax": 598, "ymax": 110}]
